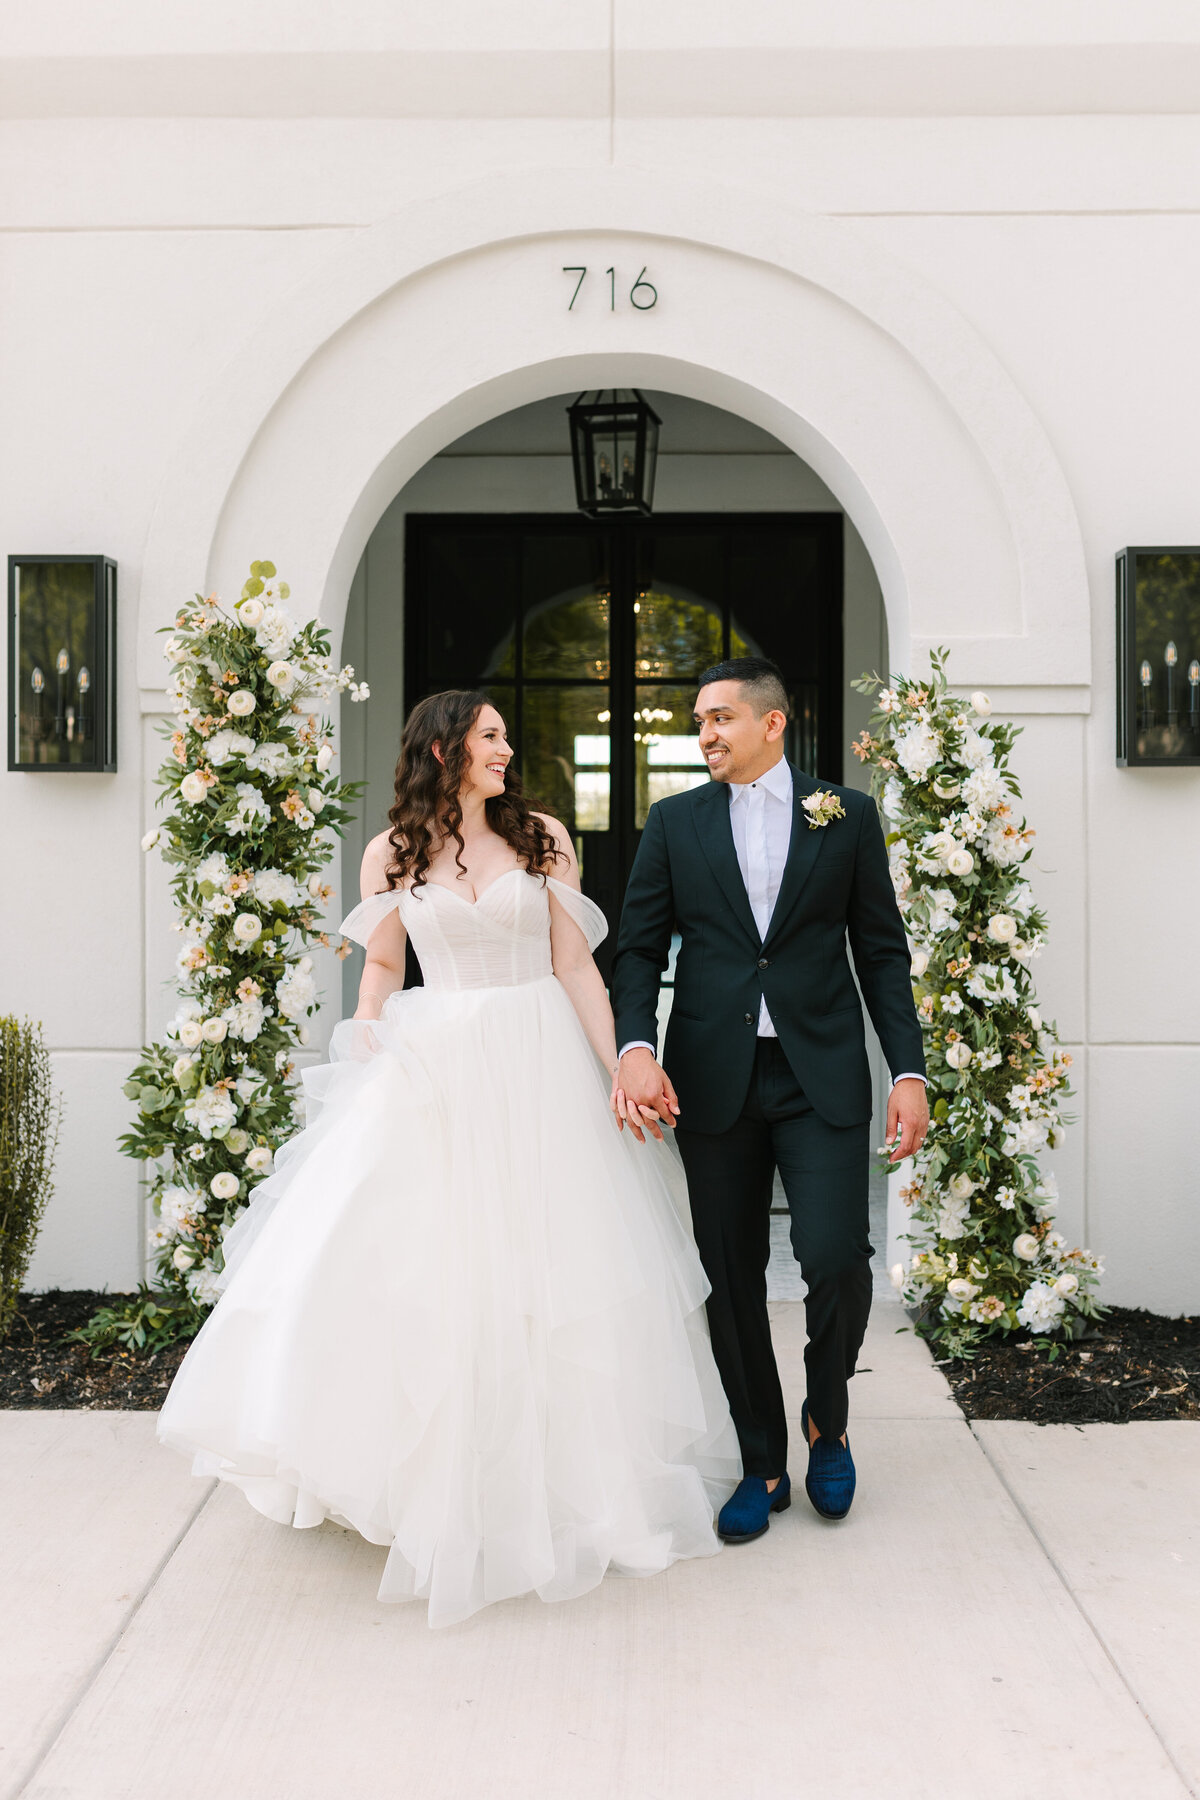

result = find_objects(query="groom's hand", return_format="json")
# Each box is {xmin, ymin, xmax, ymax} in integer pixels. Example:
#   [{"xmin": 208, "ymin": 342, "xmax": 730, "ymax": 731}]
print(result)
[
  {"xmin": 886, "ymin": 1076, "xmax": 929, "ymax": 1163},
  {"xmin": 613, "ymin": 1048, "xmax": 680, "ymax": 1145}
]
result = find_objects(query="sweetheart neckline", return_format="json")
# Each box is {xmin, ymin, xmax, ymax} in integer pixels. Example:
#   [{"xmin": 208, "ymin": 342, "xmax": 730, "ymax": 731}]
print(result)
[{"xmin": 416, "ymin": 866, "xmax": 529, "ymax": 909}]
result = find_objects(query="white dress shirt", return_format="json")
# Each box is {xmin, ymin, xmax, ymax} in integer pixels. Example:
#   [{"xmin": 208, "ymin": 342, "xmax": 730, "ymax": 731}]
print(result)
[{"xmin": 619, "ymin": 756, "xmax": 924, "ymax": 1087}]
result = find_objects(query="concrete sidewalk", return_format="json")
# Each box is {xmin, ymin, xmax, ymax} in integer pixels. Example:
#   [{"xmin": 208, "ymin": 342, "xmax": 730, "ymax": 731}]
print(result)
[{"xmin": 3, "ymin": 1297, "xmax": 1197, "ymax": 1800}]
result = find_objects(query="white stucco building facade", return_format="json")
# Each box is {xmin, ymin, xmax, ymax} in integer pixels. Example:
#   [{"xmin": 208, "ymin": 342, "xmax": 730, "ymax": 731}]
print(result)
[{"xmin": 3, "ymin": 2, "xmax": 1198, "ymax": 1311}]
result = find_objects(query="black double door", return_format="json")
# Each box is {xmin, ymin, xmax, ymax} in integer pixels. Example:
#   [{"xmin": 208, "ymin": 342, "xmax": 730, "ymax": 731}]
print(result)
[{"xmin": 406, "ymin": 513, "xmax": 843, "ymax": 975}]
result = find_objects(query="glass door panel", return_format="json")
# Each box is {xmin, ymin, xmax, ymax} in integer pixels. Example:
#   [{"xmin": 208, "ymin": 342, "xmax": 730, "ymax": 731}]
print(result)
[
  {"xmin": 522, "ymin": 686, "xmax": 611, "ymax": 834},
  {"xmin": 634, "ymin": 683, "xmax": 708, "ymax": 828}
]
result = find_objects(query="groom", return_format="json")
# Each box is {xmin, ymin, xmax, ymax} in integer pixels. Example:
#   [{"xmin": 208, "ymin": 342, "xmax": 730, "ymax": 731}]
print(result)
[{"xmin": 611, "ymin": 657, "xmax": 928, "ymax": 1541}]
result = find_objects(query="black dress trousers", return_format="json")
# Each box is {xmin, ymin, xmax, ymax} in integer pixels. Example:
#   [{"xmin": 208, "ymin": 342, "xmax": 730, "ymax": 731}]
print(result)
[{"xmin": 676, "ymin": 1036, "xmax": 873, "ymax": 1475}]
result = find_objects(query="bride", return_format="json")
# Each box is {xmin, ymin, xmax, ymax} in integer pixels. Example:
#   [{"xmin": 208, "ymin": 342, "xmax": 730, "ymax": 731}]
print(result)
[{"xmin": 157, "ymin": 688, "xmax": 741, "ymax": 1627}]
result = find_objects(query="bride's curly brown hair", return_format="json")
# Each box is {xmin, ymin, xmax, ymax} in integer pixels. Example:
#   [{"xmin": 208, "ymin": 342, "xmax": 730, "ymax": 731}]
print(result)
[{"xmin": 383, "ymin": 689, "xmax": 564, "ymax": 892}]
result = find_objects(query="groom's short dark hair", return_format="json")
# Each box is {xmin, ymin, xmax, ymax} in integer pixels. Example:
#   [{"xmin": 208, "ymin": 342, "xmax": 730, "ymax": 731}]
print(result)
[{"xmin": 696, "ymin": 657, "xmax": 791, "ymax": 720}]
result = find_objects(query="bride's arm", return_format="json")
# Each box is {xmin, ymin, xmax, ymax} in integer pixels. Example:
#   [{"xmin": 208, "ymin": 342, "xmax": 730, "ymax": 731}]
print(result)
[
  {"xmin": 354, "ymin": 833, "xmax": 408, "ymax": 1021},
  {"xmin": 540, "ymin": 820, "xmax": 619, "ymax": 1073}
]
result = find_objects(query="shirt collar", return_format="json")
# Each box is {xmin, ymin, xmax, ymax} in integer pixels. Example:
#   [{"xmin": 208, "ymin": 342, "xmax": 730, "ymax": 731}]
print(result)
[{"xmin": 730, "ymin": 758, "xmax": 792, "ymax": 805}]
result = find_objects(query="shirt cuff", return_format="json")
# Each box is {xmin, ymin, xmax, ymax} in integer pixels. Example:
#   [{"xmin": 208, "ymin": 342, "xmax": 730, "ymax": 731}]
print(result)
[
  {"xmin": 891, "ymin": 1072, "xmax": 927, "ymax": 1086},
  {"xmin": 618, "ymin": 1041, "xmax": 657, "ymax": 1061}
]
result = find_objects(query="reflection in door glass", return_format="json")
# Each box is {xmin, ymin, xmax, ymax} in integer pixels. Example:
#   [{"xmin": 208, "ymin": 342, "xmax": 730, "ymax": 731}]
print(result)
[
  {"xmin": 634, "ymin": 684, "xmax": 710, "ymax": 827},
  {"xmin": 523, "ymin": 687, "xmax": 611, "ymax": 832},
  {"xmin": 634, "ymin": 588, "xmax": 724, "ymax": 679}
]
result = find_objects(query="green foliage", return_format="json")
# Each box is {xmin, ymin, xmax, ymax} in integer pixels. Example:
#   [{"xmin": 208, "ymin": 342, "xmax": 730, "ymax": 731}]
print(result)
[
  {"xmin": 0, "ymin": 1016, "xmax": 62, "ymax": 1341},
  {"xmin": 851, "ymin": 649, "xmax": 1104, "ymax": 1357},
  {"xmin": 65, "ymin": 1284, "xmax": 202, "ymax": 1357},
  {"xmin": 89, "ymin": 564, "xmax": 368, "ymax": 1348}
]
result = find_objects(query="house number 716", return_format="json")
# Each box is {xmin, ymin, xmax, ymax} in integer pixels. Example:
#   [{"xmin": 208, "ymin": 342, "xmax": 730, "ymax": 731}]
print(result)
[{"xmin": 562, "ymin": 266, "xmax": 658, "ymax": 311}]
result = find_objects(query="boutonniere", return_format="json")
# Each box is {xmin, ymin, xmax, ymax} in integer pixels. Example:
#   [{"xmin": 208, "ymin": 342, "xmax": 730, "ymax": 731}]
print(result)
[{"xmin": 802, "ymin": 790, "xmax": 846, "ymax": 830}]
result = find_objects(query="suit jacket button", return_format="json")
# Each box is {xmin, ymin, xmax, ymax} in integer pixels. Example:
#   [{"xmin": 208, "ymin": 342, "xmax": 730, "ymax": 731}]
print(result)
[
  {"xmin": 757, "ymin": 957, "xmax": 769, "ymax": 969},
  {"xmin": 744, "ymin": 1012, "xmax": 754, "ymax": 1024}
]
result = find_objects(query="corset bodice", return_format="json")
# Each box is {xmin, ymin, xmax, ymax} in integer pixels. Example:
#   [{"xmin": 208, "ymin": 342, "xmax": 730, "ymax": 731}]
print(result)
[{"xmin": 338, "ymin": 868, "xmax": 607, "ymax": 989}]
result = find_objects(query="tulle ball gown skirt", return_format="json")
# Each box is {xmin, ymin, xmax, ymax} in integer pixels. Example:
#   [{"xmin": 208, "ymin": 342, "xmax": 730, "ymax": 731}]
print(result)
[{"xmin": 158, "ymin": 881, "xmax": 740, "ymax": 1628}]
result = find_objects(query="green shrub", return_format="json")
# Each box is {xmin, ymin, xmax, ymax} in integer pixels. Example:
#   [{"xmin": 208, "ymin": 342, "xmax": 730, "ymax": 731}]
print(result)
[{"xmin": 0, "ymin": 1016, "xmax": 62, "ymax": 1341}]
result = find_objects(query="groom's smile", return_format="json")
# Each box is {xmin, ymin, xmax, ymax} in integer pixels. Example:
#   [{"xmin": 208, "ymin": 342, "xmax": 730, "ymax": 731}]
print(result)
[{"xmin": 695, "ymin": 677, "xmax": 790, "ymax": 786}]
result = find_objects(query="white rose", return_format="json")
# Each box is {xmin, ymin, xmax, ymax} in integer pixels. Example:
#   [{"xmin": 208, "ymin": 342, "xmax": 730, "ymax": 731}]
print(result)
[
  {"xmin": 970, "ymin": 691, "xmax": 993, "ymax": 717},
  {"xmin": 889, "ymin": 1262, "xmax": 906, "ymax": 1291},
  {"xmin": 209, "ymin": 1170, "xmax": 240, "ymax": 1200},
  {"xmin": 171, "ymin": 1054, "xmax": 196, "ymax": 1084},
  {"xmin": 225, "ymin": 1128, "xmax": 249, "ymax": 1154},
  {"xmin": 172, "ymin": 1245, "xmax": 196, "ymax": 1270},
  {"xmin": 200, "ymin": 1016, "xmax": 228, "ymax": 1043},
  {"xmin": 946, "ymin": 848, "xmax": 975, "ymax": 877},
  {"xmin": 1012, "ymin": 1233, "xmax": 1040, "ymax": 1262},
  {"xmin": 931, "ymin": 777, "xmax": 960, "ymax": 800},
  {"xmin": 910, "ymin": 950, "xmax": 929, "ymax": 979},
  {"xmin": 316, "ymin": 744, "xmax": 334, "ymax": 772},
  {"xmin": 945, "ymin": 1041, "xmax": 973, "ymax": 1069},
  {"xmin": 232, "ymin": 912, "xmax": 263, "ymax": 942},
  {"xmin": 178, "ymin": 1020, "xmax": 203, "ymax": 1049},
  {"xmin": 949, "ymin": 1172, "xmax": 975, "ymax": 1200},
  {"xmin": 947, "ymin": 1277, "xmax": 978, "ymax": 1301},
  {"xmin": 245, "ymin": 1145, "xmax": 274, "ymax": 1174},
  {"xmin": 1053, "ymin": 1272, "xmax": 1079, "ymax": 1297},
  {"xmin": 227, "ymin": 689, "xmax": 257, "ymax": 717},
  {"xmin": 237, "ymin": 597, "xmax": 265, "ymax": 626},
  {"xmin": 307, "ymin": 788, "xmax": 325, "ymax": 813},
  {"xmin": 141, "ymin": 828, "xmax": 161, "ymax": 851},
  {"xmin": 987, "ymin": 913, "xmax": 1018, "ymax": 943},
  {"xmin": 266, "ymin": 661, "xmax": 295, "ymax": 691},
  {"xmin": 180, "ymin": 771, "xmax": 210, "ymax": 804}
]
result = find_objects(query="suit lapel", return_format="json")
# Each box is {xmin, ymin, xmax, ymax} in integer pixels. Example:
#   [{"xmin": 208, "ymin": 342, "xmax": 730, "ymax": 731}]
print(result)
[
  {"xmin": 691, "ymin": 781, "xmax": 761, "ymax": 947},
  {"xmin": 761, "ymin": 766, "xmax": 826, "ymax": 950}
]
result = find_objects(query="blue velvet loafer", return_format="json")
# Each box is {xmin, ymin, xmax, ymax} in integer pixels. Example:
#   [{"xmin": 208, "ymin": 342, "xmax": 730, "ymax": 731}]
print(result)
[
  {"xmin": 801, "ymin": 1399, "xmax": 856, "ymax": 1521},
  {"xmin": 716, "ymin": 1473, "xmax": 792, "ymax": 1544}
]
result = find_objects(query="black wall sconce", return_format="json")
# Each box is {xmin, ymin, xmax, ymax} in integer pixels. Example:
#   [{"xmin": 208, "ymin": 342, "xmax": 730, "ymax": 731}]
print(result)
[
  {"xmin": 1116, "ymin": 548, "xmax": 1200, "ymax": 767},
  {"xmin": 8, "ymin": 555, "xmax": 117, "ymax": 771},
  {"xmin": 567, "ymin": 390, "xmax": 661, "ymax": 518}
]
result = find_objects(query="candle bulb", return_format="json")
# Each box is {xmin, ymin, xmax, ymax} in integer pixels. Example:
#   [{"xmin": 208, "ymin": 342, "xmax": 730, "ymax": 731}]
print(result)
[
  {"xmin": 1139, "ymin": 658, "xmax": 1154, "ymax": 726},
  {"xmin": 621, "ymin": 452, "xmax": 635, "ymax": 498},
  {"xmin": 597, "ymin": 451, "xmax": 612, "ymax": 496},
  {"xmin": 77, "ymin": 664, "xmax": 91, "ymax": 741},
  {"xmin": 30, "ymin": 665, "xmax": 45, "ymax": 763},
  {"xmin": 54, "ymin": 647, "xmax": 69, "ymax": 744},
  {"xmin": 1165, "ymin": 639, "xmax": 1179, "ymax": 724},
  {"xmin": 1189, "ymin": 658, "xmax": 1200, "ymax": 729}
]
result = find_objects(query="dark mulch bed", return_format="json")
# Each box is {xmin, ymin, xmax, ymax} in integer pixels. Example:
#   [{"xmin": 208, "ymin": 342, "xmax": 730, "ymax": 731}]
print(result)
[
  {"xmin": 943, "ymin": 1307, "xmax": 1200, "ymax": 1425},
  {"xmin": 0, "ymin": 1291, "xmax": 189, "ymax": 1411},
  {"xmin": 3, "ymin": 1292, "xmax": 1199, "ymax": 1423}
]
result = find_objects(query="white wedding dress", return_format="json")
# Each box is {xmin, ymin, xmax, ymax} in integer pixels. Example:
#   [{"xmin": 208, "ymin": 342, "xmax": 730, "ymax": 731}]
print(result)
[{"xmin": 157, "ymin": 868, "xmax": 740, "ymax": 1627}]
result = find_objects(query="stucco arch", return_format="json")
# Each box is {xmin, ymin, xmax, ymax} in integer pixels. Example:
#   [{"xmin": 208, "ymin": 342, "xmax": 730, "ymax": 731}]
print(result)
[{"xmin": 138, "ymin": 167, "xmax": 1090, "ymax": 698}]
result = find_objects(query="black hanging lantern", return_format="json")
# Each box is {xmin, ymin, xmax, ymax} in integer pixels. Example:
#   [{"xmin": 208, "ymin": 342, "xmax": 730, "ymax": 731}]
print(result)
[
  {"xmin": 8, "ymin": 554, "xmax": 117, "ymax": 772},
  {"xmin": 1116, "ymin": 547, "xmax": 1200, "ymax": 767},
  {"xmin": 568, "ymin": 389, "xmax": 661, "ymax": 518}
]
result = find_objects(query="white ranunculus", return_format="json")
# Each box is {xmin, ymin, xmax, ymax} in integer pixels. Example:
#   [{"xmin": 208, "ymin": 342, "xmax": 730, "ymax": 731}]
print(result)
[
  {"xmin": 265, "ymin": 661, "xmax": 295, "ymax": 692},
  {"xmin": 316, "ymin": 744, "xmax": 334, "ymax": 772},
  {"xmin": 245, "ymin": 1144, "xmax": 274, "ymax": 1174},
  {"xmin": 172, "ymin": 1245, "xmax": 196, "ymax": 1270},
  {"xmin": 947, "ymin": 1277, "xmax": 979, "ymax": 1301},
  {"xmin": 1012, "ymin": 1233, "xmax": 1040, "ymax": 1262},
  {"xmin": 178, "ymin": 1019, "xmax": 203, "ymax": 1049},
  {"xmin": 224, "ymin": 1128, "xmax": 249, "ymax": 1155},
  {"xmin": 987, "ymin": 913, "xmax": 1018, "ymax": 943},
  {"xmin": 141, "ymin": 828, "xmax": 161, "ymax": 851},
  {"xmin": 232, "ymin": 911, "xmax": 263, "ymax": 943},
  {"xmin": 970, "ymin": 691, "xmax": 993, "ymax": 717},
  {"xmin": 180, "ymin": 771, "xmax": 210, "ymax": 805},
  {"xmin": 949, "ymin": 1172, "xmax": 975, "ymax": 1200},
  {"xmin": 889, "ymin": 1262, "xmax": 906, "ymax": 1291},
  {"xmin": 1053, "ymin": 1272, "xmax": 1079, "ymax": 1297},
  {"xmin": 945, "ymin": 1040, "xmax": 973, "ymax": 1069},
  {"xmin": 227, "ymin": 689, "xmax": 257, "ymax": 717},
  {"xmin": 236, "ymin": 596, "xmax": 265, "ymax": 626},
  {"xmin": 171, "ymin": 1054, "xmax": 196, "ymax": 1084},
  {"xmin": 209, "ymin": 1170, "xmax": 240, "ymax": 1200},
  {"xmin": 931, "ymin": 777, "xmax": 961, "ymax": 800},
  {"xmin": 946, "ymin": 848, "xmax": 975, "ymax": 877},
  {"xmin": 910, "ymin": 949, "xmax": 929, "ymax": 978},
  {"xmin": 200, "ymin": 1016, "xmax": 228, "ymax": 1043}
]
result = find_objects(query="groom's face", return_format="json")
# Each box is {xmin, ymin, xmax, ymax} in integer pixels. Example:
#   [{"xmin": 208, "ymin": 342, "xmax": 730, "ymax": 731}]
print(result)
[{"xmin": 694, "ymin": 681, "xmax": 786, "ymax": 785}]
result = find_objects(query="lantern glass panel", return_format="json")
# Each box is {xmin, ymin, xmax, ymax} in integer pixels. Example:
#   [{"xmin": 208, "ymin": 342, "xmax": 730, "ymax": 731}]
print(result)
[
  {"xmin": 12, "ymin": 560, "xmax": 100, "ymax": 768},
  {"xmin": 1120, "ymin": 550, "xmax": 1200, "ymax": 766}
]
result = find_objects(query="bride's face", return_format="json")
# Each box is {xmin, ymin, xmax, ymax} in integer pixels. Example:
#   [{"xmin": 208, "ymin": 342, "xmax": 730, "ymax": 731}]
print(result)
[{"xmin": 460, "ymin": 705, "xmax": 513, "ymax": 801}]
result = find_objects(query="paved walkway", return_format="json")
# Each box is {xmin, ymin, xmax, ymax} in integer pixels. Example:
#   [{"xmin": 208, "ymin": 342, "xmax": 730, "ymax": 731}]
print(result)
[{"xmin": 3, "ymin": 1295, "xmax": 1198, "ymax": 1800}]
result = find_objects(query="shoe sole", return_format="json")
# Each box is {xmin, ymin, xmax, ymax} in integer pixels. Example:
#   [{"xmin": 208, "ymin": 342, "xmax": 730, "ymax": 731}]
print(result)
[{"xmin": 717, "ymin": 1491, "xmax": 791, "ymax": 1543}]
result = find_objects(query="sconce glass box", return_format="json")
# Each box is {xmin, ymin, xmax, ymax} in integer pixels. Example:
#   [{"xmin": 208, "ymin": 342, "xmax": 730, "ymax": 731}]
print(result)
[
  {"xmin": 1116, "ymin": 548, "xmax": 1200, "ymax": 768},
  {"xmin": 7, "ymin": 555, "xmax": 117, "ymax": 772},
  {"xmin": 568, "ymin": 389, "xmax": 661, "ymax": 518}
]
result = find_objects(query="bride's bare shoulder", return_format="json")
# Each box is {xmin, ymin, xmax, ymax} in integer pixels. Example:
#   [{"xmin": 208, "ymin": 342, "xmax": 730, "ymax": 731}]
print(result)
[{"xmin": 360, "ymin": 828, "xmax": 401, "ymax": 897}]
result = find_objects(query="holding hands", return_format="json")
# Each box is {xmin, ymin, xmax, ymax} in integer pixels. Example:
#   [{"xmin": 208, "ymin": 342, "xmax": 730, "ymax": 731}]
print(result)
[{"xmin": 611, "ymin": 1047, "xmax": 680, "ymax": 1144}]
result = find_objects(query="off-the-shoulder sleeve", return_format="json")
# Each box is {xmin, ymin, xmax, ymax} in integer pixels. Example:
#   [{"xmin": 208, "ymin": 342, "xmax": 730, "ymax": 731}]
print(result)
[
  {"xmin": 546, "ymin": 877, "xmax": 609, "ymax": 953},
  {"xmin": 337, "ymin": 888, "xmax": 404, "ymax": 949}
]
